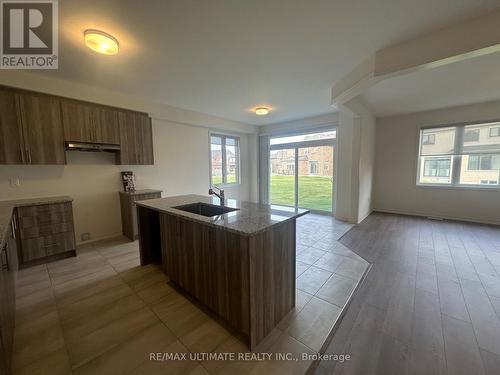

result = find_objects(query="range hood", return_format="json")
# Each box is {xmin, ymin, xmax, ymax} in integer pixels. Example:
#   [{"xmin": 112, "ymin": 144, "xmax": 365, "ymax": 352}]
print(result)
[{"xmin": 65, "ymin": 141, "xmax": 120, "ymax": 152}]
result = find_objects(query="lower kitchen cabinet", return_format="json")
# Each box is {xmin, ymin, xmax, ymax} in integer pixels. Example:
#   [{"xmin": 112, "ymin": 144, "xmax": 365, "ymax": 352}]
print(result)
[
  {"xmin": 14, "ymin": 200, "xmax": 76, "ymax": 268},
  {"xmin": 119, "ymin": 190, "xmax": 162, "ymax": 240}
]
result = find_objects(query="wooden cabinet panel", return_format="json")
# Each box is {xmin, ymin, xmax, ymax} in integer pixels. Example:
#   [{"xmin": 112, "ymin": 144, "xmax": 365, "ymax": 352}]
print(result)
[
  {"xmin": 15, "ymin": 202, "xmax": 76, "ymax": 267},
  {"xmin": 0, "ymin": 86, "xmax": 153, "ymax": 166},
  {"xmin": 0, "ymin": 217, "xmax": 19, "ymax": 375},
  {"xmin": 118, "ymin": 112, "xmax": 154, "ymax": 165},
  {"xmin": 17, "ymin": 201, "xmax": 72, "ymax": 218},
  {"xmin": 61, "ymin": 100, "xmax": 94, "ymax": 143},
  {"xmin": 44, "ymin": 232, "xmax": 75, "ymax": 256},
  {"xmin": 0, "ymin": 88, "xmax": 24, "ymax": 164},
  {"xmin": 62, "ymin": 100, "xmax": 120, "ymax": 144},
  {"xmin": 92, "ymin": 106, "xmax": 120, "ymax": 144},
  {"xmin": 21, "ymin": 237, "xmax": 47, "ymax": 262},
  {"xmin": 17, "ymin": 93, "xmax": 66, "ymax": 165},
  {"xmin": 21, "ymin": 222, "xmax": 74, "ymax": 239},
  {"xmin": 120, "ymin": 191, "xmax": 162, "ymax": 240}
]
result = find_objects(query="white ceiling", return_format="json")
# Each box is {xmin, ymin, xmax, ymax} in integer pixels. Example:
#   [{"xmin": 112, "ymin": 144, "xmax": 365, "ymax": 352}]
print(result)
[
  {"xmin": 360, "ymin": 51, "xmax": 500, "ymax": 117},
  {"xmin": 33, "ymin": 0, "xmax": 500, "ymax": 125}
]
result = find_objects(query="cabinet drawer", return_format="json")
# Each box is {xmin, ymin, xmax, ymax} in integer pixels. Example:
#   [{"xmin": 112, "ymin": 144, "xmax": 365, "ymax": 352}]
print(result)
[
  {"xmin": 21, "ymin": 222, "xmax": 74, "ymax": 239},
  {"xmin": 17, "ymin": 202, "xmax": 71, "ymax": 218},
  {"xmin": 43, "ymin": 232, "xmax": 75, "ymax": 256},
  {"xmin": 19, "ymin": 210, "xmax": 73, "ymax": 228},
  {"xmin": 20, "ymin": 237, "xmax": 47, "ymax": 261},
  {"xmin": 21, "ymin": 232, "xmax": 75, "ymax": 261}
]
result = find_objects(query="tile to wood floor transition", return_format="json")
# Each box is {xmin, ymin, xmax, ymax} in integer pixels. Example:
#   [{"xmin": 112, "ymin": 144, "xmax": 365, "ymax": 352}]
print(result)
[{"xmin": 11, "ymin": 214, "xmax": 368, "ymax": 375}]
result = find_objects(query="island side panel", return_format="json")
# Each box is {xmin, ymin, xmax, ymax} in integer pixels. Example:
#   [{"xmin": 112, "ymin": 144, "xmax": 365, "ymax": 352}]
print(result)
[
  {"xmin": 137, "ymin": 206, "xmax": 162, "ymax": 265},
  {"xmin": 159, "ymin": 212, "xmax": 251, "ymax": 337},
  {"xmin": 248, "ymin": 219, "xmax": 296, "ymax": 349}
]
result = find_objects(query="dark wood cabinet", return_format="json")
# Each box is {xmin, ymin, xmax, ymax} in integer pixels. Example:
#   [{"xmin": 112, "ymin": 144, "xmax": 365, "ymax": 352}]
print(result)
[
  {"xmin": 0, "ymin": 87, "xmax": 65, "ymax": 165},
  {"xmin": 0, "ymin": 89, "xmax": 24, "ymax": 164},
  {"xmin": 0, "ymin": 216, "xmax": 18, "ymax": 375},
  {"xmin": 118, "ymin": 111, "xmax": 154, "ymax": 165},
  {"xmin": 60, "ymin": 100, "xmax": 93, "ymax": 143},
  {"xmin": 61, "ymin": 100, "xmax": 120, "ymax": 145},
  {"xmin": 15, "ymin": 201, "xmax": 76, "ymax": 268},
  {"xmin": 0, "ymin": 86, "xmax": 154, "ymax": 165},
  {"xmin": 119, "ymin": 190, "xmax": 162, "ymax": 240},
  {"xmin": 16, "ymin": 92, "xmax": 66, "ymax": 165}
]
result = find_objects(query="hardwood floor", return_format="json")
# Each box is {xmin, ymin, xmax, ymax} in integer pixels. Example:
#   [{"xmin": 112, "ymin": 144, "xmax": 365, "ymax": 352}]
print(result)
[
  {"xmin": 11, "ymin": 214, "xmax": 367, "ymax": 375},
  {"xmin": 316, "ymin": 212, "xmax": 500, "ymax": 375}
]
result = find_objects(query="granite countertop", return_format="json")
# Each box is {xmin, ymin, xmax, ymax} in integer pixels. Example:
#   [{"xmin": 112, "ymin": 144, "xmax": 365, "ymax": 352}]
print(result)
[
  {"xmin": 136, "ymin": 194, "xmax": 309, "ymax": 236},
  {"xmin": 0, "ymin": 196, "xmax": 73, "ymax": 249},
  {"xmin": 119, "ymin": 189, "xmax": 163, "ymax": 196}
]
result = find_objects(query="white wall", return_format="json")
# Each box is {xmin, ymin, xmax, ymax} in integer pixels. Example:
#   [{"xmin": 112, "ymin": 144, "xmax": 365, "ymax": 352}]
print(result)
[
  {"xmin": 373, "ymin": 100, "xmax": 500, "ymax": 225},
  {"xmin": 335, "ymin": 99, "xmax": 376, "ymax": 223},
  {"xmin": 0, "ymin": 72, "xmax": 259, "ymax": 244}
]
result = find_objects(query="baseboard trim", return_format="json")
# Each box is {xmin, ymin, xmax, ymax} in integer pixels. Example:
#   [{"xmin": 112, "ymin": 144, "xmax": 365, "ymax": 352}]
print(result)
[
  {"xmin": 76, "ymin": 232, "xmax": 125, "ymax": 247},
  {"xmin": 373, "ymin": 208, "xmax": 500, "ymax": 227}
]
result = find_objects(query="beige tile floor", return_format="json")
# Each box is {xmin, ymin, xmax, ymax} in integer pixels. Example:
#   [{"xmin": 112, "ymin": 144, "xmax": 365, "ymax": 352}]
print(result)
[{"xmin": 11, "ymin": 214, "xmax": 368, "ymax": 375}]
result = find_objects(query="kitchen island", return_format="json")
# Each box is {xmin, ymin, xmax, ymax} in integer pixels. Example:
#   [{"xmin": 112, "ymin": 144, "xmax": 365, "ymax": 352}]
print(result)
[{"xmin": 136, "ymin": 194, "xmax": 308, "ymax": 349}]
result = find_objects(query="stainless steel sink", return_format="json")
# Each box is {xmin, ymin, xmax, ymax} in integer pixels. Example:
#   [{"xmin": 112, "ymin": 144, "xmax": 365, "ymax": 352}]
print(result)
[{"xmin": 172, "ymin": 202, "xmax": 239, "ymax": 217}]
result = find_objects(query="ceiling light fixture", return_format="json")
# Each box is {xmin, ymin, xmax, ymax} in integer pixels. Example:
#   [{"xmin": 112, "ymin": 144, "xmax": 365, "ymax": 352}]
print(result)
[
  {"xmin": 84, "ymin": 29, "xmax": 119, "ymax": 55},
  {"xmin": 255, "ymin": 107, "xmax": 269, "ymax": 116}
]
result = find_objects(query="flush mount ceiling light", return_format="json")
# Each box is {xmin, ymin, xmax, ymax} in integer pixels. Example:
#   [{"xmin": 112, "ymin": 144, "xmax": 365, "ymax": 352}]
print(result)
[
  {"xmin": 84, "ymin": 29, "xmax": 119, "ymax": 55},
  {"xmin": 255, "ymin": 107, "xmax": 270, "ymax": 116}
]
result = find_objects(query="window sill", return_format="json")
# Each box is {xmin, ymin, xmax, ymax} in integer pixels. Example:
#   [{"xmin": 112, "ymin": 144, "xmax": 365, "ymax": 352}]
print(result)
[{"xmin": 416, "ymin": 183, "xmax": 500, "ymax": 192}]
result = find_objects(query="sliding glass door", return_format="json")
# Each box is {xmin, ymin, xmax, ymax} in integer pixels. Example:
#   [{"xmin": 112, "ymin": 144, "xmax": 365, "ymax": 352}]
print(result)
[
  {"xmin": 269, "ymin": 148, "xmax": 296, "ymax": 206},
  {"xmin": 298, "ymin": 145, "xmax": 334, "ymax": 212},
  {"xmin": 269, "ymin": 130, "xmax": 336, "ymax": 213}
]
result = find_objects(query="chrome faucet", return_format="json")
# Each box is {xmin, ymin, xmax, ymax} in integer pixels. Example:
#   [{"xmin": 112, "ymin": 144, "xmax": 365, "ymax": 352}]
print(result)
[{"xmin": 209, "ymin": 186, "xmax": 225, "ymax": 205}]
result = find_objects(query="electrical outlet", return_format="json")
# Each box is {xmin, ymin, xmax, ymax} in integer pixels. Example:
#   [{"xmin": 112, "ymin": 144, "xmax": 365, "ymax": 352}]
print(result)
[{"xmin": 80, "ymin": 232, "xmax": 91, "ymax": 241}]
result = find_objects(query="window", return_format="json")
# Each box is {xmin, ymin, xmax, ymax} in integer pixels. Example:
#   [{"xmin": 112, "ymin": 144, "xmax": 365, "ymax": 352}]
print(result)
[
  {"xmin": 418, "ymin": 122, "xmax": 500, "ymax": 187},
  {"xmin": 309, "ymin": 161, "xmax": 318, "ymax": 174},
  {"xmin": 422, "ymin": 134, "xmax": 435, "ymax": 145},
  {"xmin": 324, "ymin": 161, "xmax": 329, "ymax": 171},
  {"xmin": 490, "ymin": 127, "xmax": 500, "ymax": 137},
  {"xmin": 468, "ymin": 155, "xmax": 500, "ymax": 171},
  {"xmin": 423, "ymin": 158, "xmax": 450, "ymax": 177},
  {"xmin": 210, "ymin": 134, "xmax": 240, "ymax": 186},
  {"xmin": 464, "ymin": 129, "xmax": 480, "ymax": 142}
]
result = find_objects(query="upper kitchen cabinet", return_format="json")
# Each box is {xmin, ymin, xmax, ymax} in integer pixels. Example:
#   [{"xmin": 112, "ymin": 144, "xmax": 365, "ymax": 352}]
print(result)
[
  {"xmin": 0, "ymin": 86, "xmax": 154, "ymax": 166},
  {"xmin": 61, "ymin": 100, "xmax": 120, "ymax": 145},
  {"xmin": 16, "ymin": 92, "xmax": 66, "ymax": 165},
  {"xmin": 118, "ymin": 111, "xmax": 154, "ymax": 165},
  {"xmin": 0, "ymin": 88, "xmax": 23, "ymax": 164}
]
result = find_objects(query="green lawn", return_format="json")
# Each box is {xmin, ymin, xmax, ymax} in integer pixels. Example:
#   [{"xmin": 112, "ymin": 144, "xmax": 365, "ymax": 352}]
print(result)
[
  {"xmin": 211, "ymin": 175, "xmax": 236, "ymax": 185},
  {"xmin": 270, "ymin": 175, "xmax": 333, "ymax": 212}
]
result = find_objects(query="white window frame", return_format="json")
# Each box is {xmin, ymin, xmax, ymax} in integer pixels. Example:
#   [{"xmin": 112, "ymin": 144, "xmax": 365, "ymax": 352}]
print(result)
[
  {"xmin": 416, "ymin": 122, "xmax": 500, "ymax": 190},
  {"xmin": 209, "ymin": 132, "xmax": 241, "ymax": 187}
]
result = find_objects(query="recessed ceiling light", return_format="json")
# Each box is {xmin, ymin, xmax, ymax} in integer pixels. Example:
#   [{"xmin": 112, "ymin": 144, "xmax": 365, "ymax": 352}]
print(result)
[
  {"xmin": 255, "ymin": 107, "xmax": 269, "ymax": 116},
  {"xmin": 84, "ymin": 29, "xmax": 119, "ymax": 55}
]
